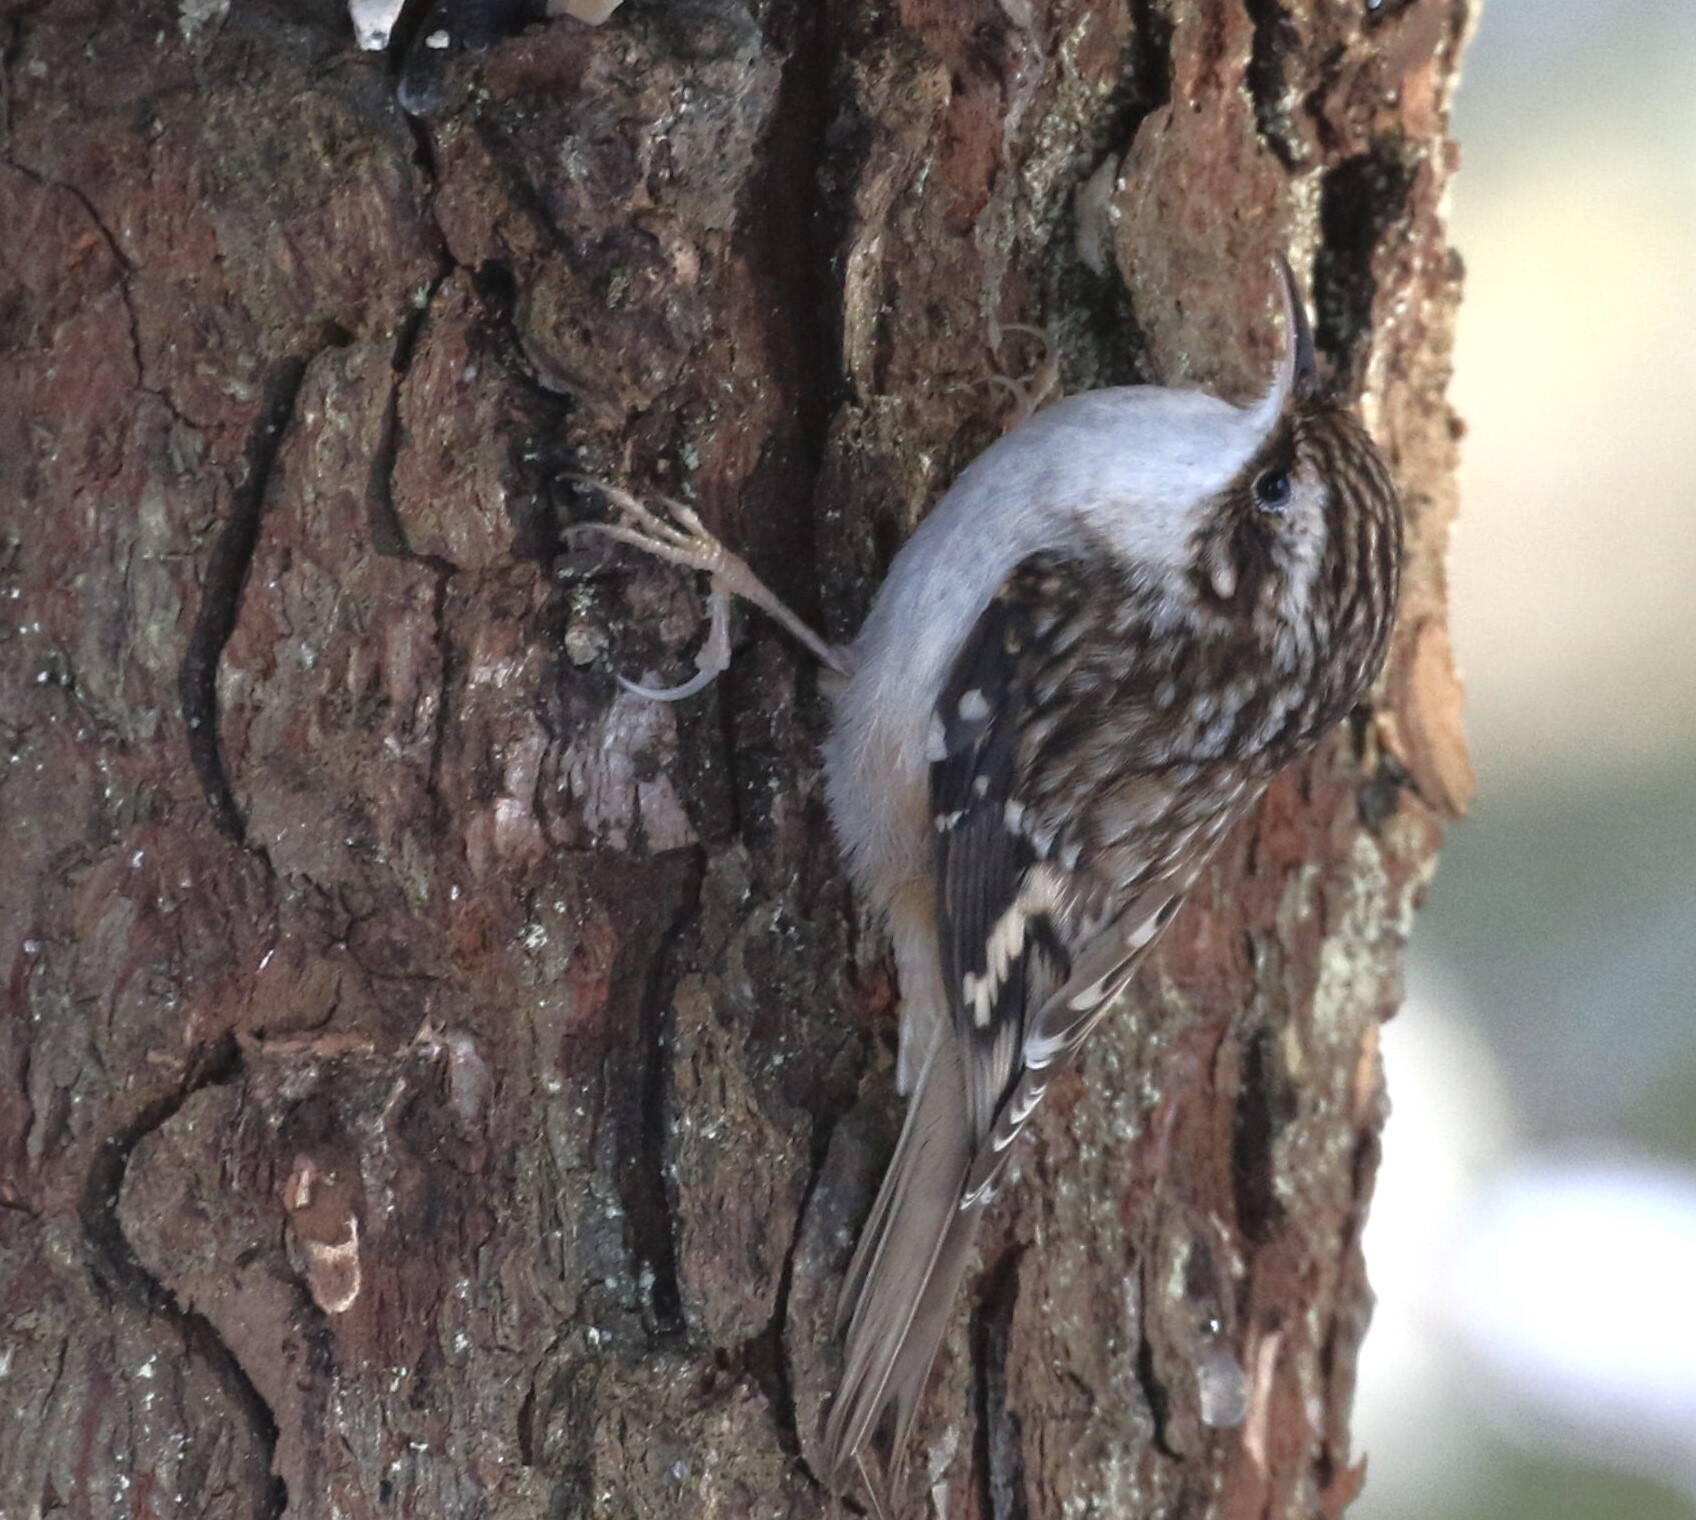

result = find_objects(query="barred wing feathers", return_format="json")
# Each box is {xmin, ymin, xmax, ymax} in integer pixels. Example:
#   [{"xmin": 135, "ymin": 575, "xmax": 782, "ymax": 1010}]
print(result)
[{"xmin": 825, "ymin": 554, "xmax": 1213, "ymax": 1507}]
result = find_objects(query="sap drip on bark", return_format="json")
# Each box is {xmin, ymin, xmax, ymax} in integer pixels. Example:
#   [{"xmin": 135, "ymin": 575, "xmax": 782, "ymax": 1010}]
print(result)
[
  {"xmin": 1195, "ymin": 1328, "xmax": 1250, "ymax": 1430},
  {"xmin": 1177, "ymin": 1218, "xmax": 1250, "ymax": 1431}
]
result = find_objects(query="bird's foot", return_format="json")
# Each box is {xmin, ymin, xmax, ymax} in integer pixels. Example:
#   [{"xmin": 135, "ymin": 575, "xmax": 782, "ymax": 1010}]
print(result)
[
  {"xmin": 570, "ymin": 479, "xmax": 850, "ymax": 696},
  {"xmin": 989, "ymin": 321, "xmax": 1060, "ymax": 431}
]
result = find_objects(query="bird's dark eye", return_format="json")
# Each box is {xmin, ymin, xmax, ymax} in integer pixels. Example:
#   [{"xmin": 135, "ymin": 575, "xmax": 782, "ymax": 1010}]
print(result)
[{"xmin": 1254, "ymin": 470, "xmax": 1291, "ymax": 510}]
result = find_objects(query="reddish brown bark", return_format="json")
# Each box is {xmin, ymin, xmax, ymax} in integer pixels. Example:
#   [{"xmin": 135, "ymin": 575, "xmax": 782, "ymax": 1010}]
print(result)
[{"xmin": 0, "ymin": 2, "xmax": 1471, "ymax": 1516}]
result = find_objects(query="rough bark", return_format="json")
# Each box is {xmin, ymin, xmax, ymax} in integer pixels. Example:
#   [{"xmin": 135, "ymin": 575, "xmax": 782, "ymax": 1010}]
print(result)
[{"xmin": 0, "ymin": 1, "xmax": 1474, "ymax": 1517}]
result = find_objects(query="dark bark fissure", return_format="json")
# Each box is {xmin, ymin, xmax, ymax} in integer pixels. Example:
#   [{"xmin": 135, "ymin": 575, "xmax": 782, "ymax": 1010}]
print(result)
[
  {"xmin": 635, "ymin": 1004, "xmax": 687, "ymax": 1338},
  {"xmin": 744, "ymin": 0, "xmax": 834, "ymax": 501},
  {"xmin": 514, "ymin": 1362, "xmax": 539, "ymax": 1468},
  {"xmin": 1309, "ymin": 1124, "xmax": 1384, "ymax": 1500},
  {"xmin": 0, "ymin": 17, "xmax": 17, "ymax": 149},
  {"xmin": 178, "ymin": 342, "xmax": 337, "ymax": 847},
  {"xmin": 1314, "ymin": 143, "xmax": 1416, "ymax": 382},
  {"xmin": 365, "ymin": 276, "xmax": 467, "ymax": 833},
  {"xmin": 972, "ymin": 1249, "xmax": 1029, "ymax": 1520},
  {"xmin": 690, "ymin": 0, "xmax": 839, "ymax": 846},
  {"xmin": 1231, "ymin": 1023, "xmax": 1293, "ymax": 1245},
  {"xmin": 1133, "ymin": 1305, "xmax": 1178, "ymax": 1461},
  {"xmin": 422, "ymin": 563, "xmax": 458, "ymax": 831},
  {"xmin": 367, "ymin": 283, "xmax": 446, "ymax": 561},
  {"xmin": 623, "ymin": 864, "xmax": 703, "ymax": 1339},
  {"xmin": 77, "ymin": 1032, "xmax": 287, "ymax": 1520},
  {"xmin": 403, "ymin": 110, "xmax": 441, "ymax": 189},
  {"xmin": 1243, "ymin": 0, "xmax": 1301, "ymax": 170},
  {"xmin": 1126, "ymin": 0, "xmax": 1176, "ymax": 120},
  {"xmin": 366, "ymin": 113, "xmax": 480, "ymax": 829},
  {"xmin": 451, "ymin": 254, "xmax": 581, "ymax": 575},
  {"xmin": 726, "ymin": 5, "xmax": 858, "ymax": 1468},
  {"xmin": 763, "ymin": 1093, "xmax": 855, "ymax": 1477}
]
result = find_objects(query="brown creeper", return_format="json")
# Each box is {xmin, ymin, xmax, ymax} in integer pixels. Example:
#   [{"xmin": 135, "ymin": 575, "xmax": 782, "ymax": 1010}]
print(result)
[{"xmin": 574, "ymin": 258, "xmax": 1401, "ymax": 1515}]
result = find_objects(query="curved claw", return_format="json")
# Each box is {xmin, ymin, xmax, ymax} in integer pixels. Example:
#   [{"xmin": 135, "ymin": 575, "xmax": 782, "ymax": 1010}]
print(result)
[
  {"xmin": 998, "ymin": 320, "xmax": 1052, "ymax": 348},
  {"xmin": 987, "ymin": 320, "xmax": 1060, "ymax": 429},
  {"xmin": 612, "ymin": 581, "xmax": 732, "ymax": 703},
  {"xmin": 569, "ymin": 475, "xmax": 851, "ymax": 684},
  {"xmin": 615, "ymin": 667, "xmax": 720, "ymax": 702}
]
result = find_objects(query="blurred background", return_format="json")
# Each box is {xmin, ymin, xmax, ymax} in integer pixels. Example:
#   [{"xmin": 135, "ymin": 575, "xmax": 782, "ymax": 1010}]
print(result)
[{"xmin": 1353, "ymin": 1, "xmax": 1696, "ymax": 1516}]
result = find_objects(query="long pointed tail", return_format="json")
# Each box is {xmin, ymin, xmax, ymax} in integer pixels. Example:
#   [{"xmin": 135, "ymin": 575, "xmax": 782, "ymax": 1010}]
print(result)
[{"xmin": 823, "ymin": 1040, "xmax": 987, "ymax": 1509}]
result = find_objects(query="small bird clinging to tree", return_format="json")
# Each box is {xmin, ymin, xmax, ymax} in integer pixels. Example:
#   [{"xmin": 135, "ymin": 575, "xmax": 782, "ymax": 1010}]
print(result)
[{"xmin": 574, "ymin": 256, "xmax": 1402, "ymax": 1516}]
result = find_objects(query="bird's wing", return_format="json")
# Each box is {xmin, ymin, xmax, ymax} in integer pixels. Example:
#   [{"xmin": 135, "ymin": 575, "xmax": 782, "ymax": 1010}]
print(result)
[
  {"xmin": 931, "ymin": 578, "xmax": 1075, "ymax": 1148},
  {"xmin": 827, "ymin": 554, "xmax": 1190, "ymax": 1506},
  {"xmin": 934, "ymin": 557, "xmax": 1184, "ymax": 1194}
]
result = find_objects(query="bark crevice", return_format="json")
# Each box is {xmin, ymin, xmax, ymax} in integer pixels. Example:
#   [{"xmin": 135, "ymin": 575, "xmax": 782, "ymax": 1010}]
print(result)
[
  {"xmin": 766, "ymin": 1099, "xmax": 852, "ymax": 1479},
  {"xmin": 77, "ymin": 1033, "xmax": 287, "ymax": 1520},
  {"xmin": 178, "ymin": 342, "xmax": 334, "ymax": 848},
  {"xmin": 622, "ymin": 864, "xmax": 704, "ymax": 1340},
  {"xmin": 1133, "ymin": 1294, "xmax": 1179, "ymax": 1462},
  {"xmin": 1315, "ymin": 142, "xmax": 1418, "ymax": 382},
  {"xmin": 1243, "ymin": 0, "xmax": 1301, "ymax": 169},
  {"xmin": 973, "ymin": 1249, "xmax": 1028, "ymax": 1520},
  {"xmin": 367, "ymin": 280, "xmax": 447, "ymax": 562},
  {"xmin": 1231, "ymin": 1023, "xmax": 1293, "ymax": 1246}
]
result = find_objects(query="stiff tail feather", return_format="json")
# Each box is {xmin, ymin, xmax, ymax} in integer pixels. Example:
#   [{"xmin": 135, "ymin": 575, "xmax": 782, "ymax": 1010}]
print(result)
[{"xmin": 823, "ymin": 1039, "xmax": 988, "ymax": 1514}]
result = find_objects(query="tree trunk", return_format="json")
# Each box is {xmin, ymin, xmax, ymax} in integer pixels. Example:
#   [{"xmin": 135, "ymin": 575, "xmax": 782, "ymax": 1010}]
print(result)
[{"xmin": 0, "ymin": 1, "xmax": 1474, "ymax": 1516}]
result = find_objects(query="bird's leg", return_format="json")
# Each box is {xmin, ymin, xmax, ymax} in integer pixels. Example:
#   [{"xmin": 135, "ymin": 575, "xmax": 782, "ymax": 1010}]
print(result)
[
  {"xmin": 570, "ymin": 479, "xmax": 852, "ymax": 700},
  {"xmin": 988, "ymin": 321, "xmax": 1061, "ymax": 431}
]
